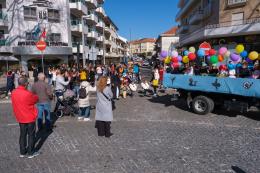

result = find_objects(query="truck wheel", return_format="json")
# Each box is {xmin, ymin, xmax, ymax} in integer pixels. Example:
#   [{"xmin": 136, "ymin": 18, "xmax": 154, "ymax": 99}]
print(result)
[{"xmin": 192, "ymin": 96, "xmax": 214, "ymax": 115}]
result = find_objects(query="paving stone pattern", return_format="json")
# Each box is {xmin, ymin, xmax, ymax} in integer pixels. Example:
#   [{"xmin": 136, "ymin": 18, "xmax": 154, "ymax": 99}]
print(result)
[{"xmin": 0, "ymin": 82, "xmax": 260, "ymax": 172}]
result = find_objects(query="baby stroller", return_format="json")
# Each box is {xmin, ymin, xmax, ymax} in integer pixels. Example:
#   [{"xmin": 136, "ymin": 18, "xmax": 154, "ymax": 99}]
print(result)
[{"xmin": 55, "ymin": 89, "xmax": 79, "ymax": 118}]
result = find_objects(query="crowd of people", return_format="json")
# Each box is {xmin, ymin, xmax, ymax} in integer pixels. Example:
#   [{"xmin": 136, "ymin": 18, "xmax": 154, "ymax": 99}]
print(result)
[{"xmin": 5, "ymin": 61, "xmax": 160, "ymax": 158}]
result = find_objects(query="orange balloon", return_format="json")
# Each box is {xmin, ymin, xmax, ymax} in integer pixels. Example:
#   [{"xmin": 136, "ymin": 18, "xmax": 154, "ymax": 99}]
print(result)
[{"xmin": 218, "ymin": 55, "xmax": 224, "ymax": 62}]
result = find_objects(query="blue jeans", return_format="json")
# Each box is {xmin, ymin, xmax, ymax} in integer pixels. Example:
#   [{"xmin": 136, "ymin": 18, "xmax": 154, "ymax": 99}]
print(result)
[
  {"xmin": 73, "ymin": 86, "xmax": 80, "ymax": 98},
  {"xmin": 79, "ymin": 106, "xmax": 90, "ymax": 118},
  {"xmin": 37, "ymin": 103, "xmax": 51, "ymax": 130}
]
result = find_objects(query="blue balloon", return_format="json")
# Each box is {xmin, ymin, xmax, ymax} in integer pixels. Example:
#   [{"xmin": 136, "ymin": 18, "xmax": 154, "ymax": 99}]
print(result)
[
  {"xmin": 240, "ymin": 51, "xmax": 248, "ymax": 58},
  {"xmin": 184, "ymin": 50, "xmax": 189, "ymax": 56},
  {"xmin": 228, "ymin": 63, "xmax": 235, "ymax": 70},
  {"xmin": 197, "ymin": 49, "xmax": 205, "ymax": 57}
]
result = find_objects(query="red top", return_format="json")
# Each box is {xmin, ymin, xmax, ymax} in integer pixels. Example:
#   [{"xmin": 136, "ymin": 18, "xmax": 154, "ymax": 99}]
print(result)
[
  {"xmin": 11, "ymin": 86, "xmax": 39, "ymax": 123},
  {"xmin": 159, "ymin": 69, "xmax": 164, "ymax": 81}
]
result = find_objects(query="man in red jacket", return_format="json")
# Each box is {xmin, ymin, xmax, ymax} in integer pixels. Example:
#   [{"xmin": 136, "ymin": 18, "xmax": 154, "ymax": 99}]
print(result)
[{"xmin": 11, "ymin": 77, "xmax": 39, "ymax": 158}]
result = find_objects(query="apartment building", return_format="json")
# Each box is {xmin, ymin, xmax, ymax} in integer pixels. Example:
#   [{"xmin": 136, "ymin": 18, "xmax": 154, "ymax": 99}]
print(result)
[
  {"xmin": 176, "ymin": 0, "xmax": 260, "ymax": 50},
  {"xmin": 104, "ymin": 16, "xmax": 128, "ymax": 64},
  {"xmin": 155, "ymin": 26, "xmax": 179, "ymax": 56},
  {"xmin": 0, "ymin": 0, "xmax": 126, "ymax": 72},
  {"xmin": 129, "ymin": 38, "xmax": 156, "ymax": 57},
  {"xmin": 0, "ymin": 0, "xmax": 72, "ymax": 73}
]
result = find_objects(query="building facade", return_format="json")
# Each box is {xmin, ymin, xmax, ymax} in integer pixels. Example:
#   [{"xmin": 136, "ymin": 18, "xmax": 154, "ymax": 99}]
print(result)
[
  {"xmin": 129, "ymin": 38, "xmax": 156, "ymax": 57},
  {"xmin": 0, "ymin": 0, "xmax": 127, "ymax": 73},
  {"xmin": 176, "ymin": 0, "xmax": 260, "ymax": 50},
  {"xmin": 155, "ymin": 26, "xmax": 179, "ymax": 56}
]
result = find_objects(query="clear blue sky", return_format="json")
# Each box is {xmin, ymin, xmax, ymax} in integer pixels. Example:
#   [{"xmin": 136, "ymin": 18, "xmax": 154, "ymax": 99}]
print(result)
[{"xmin": 104, "ymin": 0, "xmax": 178, "ymax": 41}]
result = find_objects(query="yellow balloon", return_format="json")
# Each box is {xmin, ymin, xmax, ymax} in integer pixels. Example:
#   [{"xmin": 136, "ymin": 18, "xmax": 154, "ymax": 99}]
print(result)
[
  {"xmin": 164, "ymin": 57, "xmax": 171, "ymax": 64},
  {"xmin": 258, "ymin": 54, "xmax": 260, "ymax": 60},
  {"xmin": 189, "ymin": 47, "xmax": 196, "ymax": 53},
  {"xmin": 182, "ymin": 56, "xmax": 189, "ymax": 63},
  {"xmin": 249, "ymin": 51, "xmax": 258, "ymax": 60},
  {"xmin": 235, "ymin": 44, "xmax": 244, "ymax": 54}
]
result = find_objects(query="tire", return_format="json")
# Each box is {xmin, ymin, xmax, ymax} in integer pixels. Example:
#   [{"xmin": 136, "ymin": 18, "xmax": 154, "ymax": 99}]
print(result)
[
  {"xmin": 192, "ymin": 96, "xmax": 214, "ymax": 115},
  {"xmin": 56, "ymin": 109, "xmax": 63, "ymax": 118}
]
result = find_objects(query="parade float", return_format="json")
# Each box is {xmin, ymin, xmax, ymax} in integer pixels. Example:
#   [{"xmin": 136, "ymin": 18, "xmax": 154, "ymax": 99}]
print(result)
[{"xmin": 161, "ymin": 42, "xmax": 260, "ymax": 115}]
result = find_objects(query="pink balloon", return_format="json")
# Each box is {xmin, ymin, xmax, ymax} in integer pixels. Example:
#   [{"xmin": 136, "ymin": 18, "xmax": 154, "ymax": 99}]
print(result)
[{"xmin": 219, "ymin": 47, "xmax": 227, "ymax": 55}]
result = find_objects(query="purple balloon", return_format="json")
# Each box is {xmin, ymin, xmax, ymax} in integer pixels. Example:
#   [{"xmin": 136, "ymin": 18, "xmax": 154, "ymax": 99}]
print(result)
[
  {"xmin": 206, "ymin": 55, "xmax": 211, "ymax": 61},
  {"xmin": 246, "ymin": 57, "xmax": 253, "ymax": 63},
  {"xmin": 160, "ymin": 51, "xmax": 167, "ymax": 58},
  {"xmin": 230, "ymin": 53, "xmax": 240, "ymax": 62},
  {"xmin": 177, "ymin": 55, "xmax": 182, "ymax": 62}
]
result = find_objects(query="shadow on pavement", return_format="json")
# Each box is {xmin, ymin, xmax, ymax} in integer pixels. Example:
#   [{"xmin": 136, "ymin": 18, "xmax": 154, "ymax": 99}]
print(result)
[
  {"xmin": 148, "ymin": 94, "xmax": 260, "ymax": 121},
  {"xmin": 35, "ymin": 112, "xmax": 58, "ymax": 151},
  {"xmin": 231, "ymin": 166, "xmax": 247, "ymax": 173}
]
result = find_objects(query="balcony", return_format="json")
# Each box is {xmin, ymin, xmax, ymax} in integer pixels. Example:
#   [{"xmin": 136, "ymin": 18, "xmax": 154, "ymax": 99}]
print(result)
[
  {"xmin": 72, "ymin": 42, "xmax": 83, "ymax": 53},
  {"xmin": 105, "ymin": 39, "xmax": 112, "ymax": 46},
  {"xmin": 0, "ymin": 11, "xmax": 8, "ymax": 26},
  {"xmin": 189, "ymin": 11, "xmax": 203, "ymax": 25},
  {"xmin": 227, "ymin": 0, "xmax": 247, "ymax": 7},
  {"xmin": 85, "ymin": 14, "xmax": 98, "ymax": 25},
  {"xmin": 71, "ymin": 20, "xmax": 83, "ymax": 33},
  {"xmin": 95, "ymin": 7, "xmax": 106, "ymax": 18},
  {"xmin": 97, "ymin": 50, "xmax": 104, "ymax": 56},
  {"xmin": 86, "ymin": 0, "xmax": 97, "ymax": 9},
  {"xmin": 96, "ymin": 21, "xmax": 105, "ymax": 31},
  {"xmin": 176, "ymin": 0, "xmax": 196, "ymax": 21},
  {"xmin": 96, "ymin": 35, "xmax": 104, "ymax": 43},
  {"xmin": 69, "ymin": 0, "xmax": 88, "ymax": 16},
  {"xmin": 104, "ymin": 27, "xmax": 111, "ymax": 35},
  {"xmin": 87, "ymin": 31, "xmax": 98, "ymax": 39},
  {"xmin": 176, "ymin": 25, "xmax": 189, "ymax": 34}
]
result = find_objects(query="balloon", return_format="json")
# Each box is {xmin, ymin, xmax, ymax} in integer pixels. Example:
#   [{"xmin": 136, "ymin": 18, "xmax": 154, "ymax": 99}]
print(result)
[
  {"xmin": 209, "ymin": 49, "xmax": 216, "ymax": 56},
  {"xmin": 218, "ymin": 55, "xmax": 224, "ymax": 62},
  {"xmin": 182, "ymin": 56, "xmax": 189, "ymax": 64},
  {"xmin": 172, "ymin": 62, "xmax": 179, "ymax": 68},
  {"xmin": 171, "ymin": 57, "xmax": 178, "ymax": 63},
  {"xmin": 177, "ymin": 55, "xmax": 182, "ymax": 62},
  {"xmin": 228, "ymin": 63, "xmax": 235, "ymax": 70},
  {"xmin": 206, "ymin": 55, "xmax": 211, "ymax": 61},
  {"xmin": 224, "ymin": 51, "xmax": 231, "ymax": 58},
  {"xmin": 188, "ymin": 52, "xmax": 196, "ymax": 61},
  {"xmin": 189, "ymin": 47, "xmax": 196, "ymax": 53},
  {"xmin": 258, "ymin": 54, "xmax": 260, "ymax": 60},
  {"xmin": 197, "ymin": 49, "xmax": 205, "ymax": 57},
  {"xmin": 240, "ymin": 50, "xmax": 248, "ymax": 59},
  {"xmin": 184, "ymin": 50, "xmax": 189, "ymax": 56},
  {"xmin": 159, "ymin": 56, "xmax": 165, "ymax": 61},
  {"xmin": 219, "ymin": 47, "xmax": 227, "ymax": 55},
  {"xmin": 172, "ymin": 51, "xmax": 178, "ymax": 57},
  {"xmin": 235, "ymin": 44, "xmax": 244, "ymax": 54},
  {"xmin": 246, "ymin": 57, "xmax": 253, "ymax": 63},
  {"xmin": 248, "ymin": 51, "xmax": 258, "ymax": 60},
  {"xmin": 219, "ymin": 64, "xmax": 227, "ymax": 71},
  {"xmin": 160, "ymin": 51, "xmax": 167, "ymax": 58},
  {"xmin": 164, "ymin": 57, "xmax": 171, "ymax": 64},
  {"xmin": 210, "ymin": 55, "xmax": 218, "ymax": 64},
  {"xmin": 230, "ymin": 53, "xmax": 240, "ymax": 62}
]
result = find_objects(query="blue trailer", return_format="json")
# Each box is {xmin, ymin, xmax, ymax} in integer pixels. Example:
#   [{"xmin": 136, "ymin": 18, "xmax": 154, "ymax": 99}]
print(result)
[{"xmin": 163, "ymin": 73, "xmax": 260, "ymax": 115}]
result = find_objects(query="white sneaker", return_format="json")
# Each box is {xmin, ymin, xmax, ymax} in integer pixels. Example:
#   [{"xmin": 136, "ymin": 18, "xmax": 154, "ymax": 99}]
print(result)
[
  {"xmin": 78, "ymin": 117, "xmax": 83, "ymax": 121},
  {"xmin": 19, "ymin": 154, "xmax": 26, "ymax": 158},
  {"xmin": 27, "ymin": 152, "xmax": 40, "ymax": 159},
  {"xmin": 83, "ymin": 118, "xmax": 90, "ymax": 122}
]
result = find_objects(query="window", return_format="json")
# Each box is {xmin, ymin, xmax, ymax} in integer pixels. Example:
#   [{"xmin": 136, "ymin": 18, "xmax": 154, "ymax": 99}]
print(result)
[
  {"xmin": 25, "ymin": 32, "xmax": 37, "ymax": 41},
  {"xmin": 48, "ymin": 33, "xmax": 61, "ymax": 42},
  {"xmin": 24, "ymin": 6, "xmax": 37, "ymax": 21},
  {"xmin": 48, "ymin": 9, "xmax": 60, "ymax": 22}
]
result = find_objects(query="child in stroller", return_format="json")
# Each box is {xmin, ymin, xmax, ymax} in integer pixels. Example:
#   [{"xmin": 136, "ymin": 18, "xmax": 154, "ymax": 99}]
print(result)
[{"xmin": 55, "ymin": 89, "xmax": 78, "ymax": 117}]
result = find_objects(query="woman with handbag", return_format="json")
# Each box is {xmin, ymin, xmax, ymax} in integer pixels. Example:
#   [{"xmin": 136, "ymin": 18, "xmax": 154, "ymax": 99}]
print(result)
[{"xmin": 95, "ymin": 76, "xmax": 113, "ymax": 138}]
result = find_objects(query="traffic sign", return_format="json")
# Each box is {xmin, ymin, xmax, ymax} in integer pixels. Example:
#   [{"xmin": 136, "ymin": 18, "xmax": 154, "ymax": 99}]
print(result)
[
  {"xmin": 36, "ymin": 40, "xmax": 47, "ymax": 51},
  {"xmin": 199, "ymin": 42, "xmax": 211, "ymax": 56}
]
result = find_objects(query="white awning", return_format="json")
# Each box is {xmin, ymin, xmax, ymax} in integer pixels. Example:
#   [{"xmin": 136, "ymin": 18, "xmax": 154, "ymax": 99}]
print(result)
[{"xmin": 0, "ymin": 56, "xmax": 19, "ymax": 61}]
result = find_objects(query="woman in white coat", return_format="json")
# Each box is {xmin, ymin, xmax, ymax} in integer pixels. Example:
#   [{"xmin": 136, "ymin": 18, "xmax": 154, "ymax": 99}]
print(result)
[
  {"xmin": 95, "ymin": 76, "xmax": 113, "ymax": 138},
  {"xmin": 78, "ymin": 81, "xmax": 96, "ymax": 121}
]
